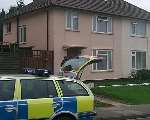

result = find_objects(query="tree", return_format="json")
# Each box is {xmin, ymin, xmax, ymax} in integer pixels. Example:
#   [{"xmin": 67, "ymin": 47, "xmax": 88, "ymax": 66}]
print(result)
[{"xmin": 17, "ymin": 0, "xmax": 25, "ymax": 8}]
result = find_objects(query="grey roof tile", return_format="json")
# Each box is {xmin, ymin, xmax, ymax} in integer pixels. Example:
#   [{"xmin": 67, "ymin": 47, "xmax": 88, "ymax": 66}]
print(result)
[{"xmin": 5, "ymin": 0, "xmax": 150, "ymax": 20}]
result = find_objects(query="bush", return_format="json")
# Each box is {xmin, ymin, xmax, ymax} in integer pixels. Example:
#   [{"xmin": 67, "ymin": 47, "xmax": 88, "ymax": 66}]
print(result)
[{"xmin": 129, "ymin": 69, "xmax": 150, "ymax": 81}]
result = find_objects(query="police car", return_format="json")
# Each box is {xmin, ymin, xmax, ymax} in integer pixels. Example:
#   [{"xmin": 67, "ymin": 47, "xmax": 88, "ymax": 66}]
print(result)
[{"xmin": 0, "ymin": 73, "xmax": 96, "ymax": 120}]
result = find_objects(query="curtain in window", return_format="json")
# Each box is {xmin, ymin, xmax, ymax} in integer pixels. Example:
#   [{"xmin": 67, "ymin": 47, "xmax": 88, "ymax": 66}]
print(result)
[{"xmin": 136, "ymin": 52, "xmax": 146, "ymax": 69}]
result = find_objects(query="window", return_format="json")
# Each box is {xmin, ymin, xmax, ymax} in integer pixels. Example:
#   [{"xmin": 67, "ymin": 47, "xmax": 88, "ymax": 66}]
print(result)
[
  {"xmin": 19, "ymin": 25, "xmax": 27, "ymax": 43},
  {"xmin": 66, "ymin": 11, "xmax": 79, "ymax": 31},
  {"xmin": 92, "ymin": 15, "xmax": 112, "ymax": 33},
  {"xmin": 131, "ymin": 20, "xmax": 146, "ymax": 37},
  {"xmin": 131, "ymin": 51, "xmax": 146, "ymax": 70},
  {"xmin": 93, "ymin": 49, "xmax": 112, "ymax": 71},
  {"xmin": 21, "ymin": 80, "xmax": 57, "ymax": 99},
  {"xmin": 63, "ymin": 57, "xmax": 89, "ymax": 70},
  {"xmin": 5, "ymin": 22, "xmax": 11, "ymax": 33},
  {"xmin": 0, "ymin": 80, "xmax": 15, "ymax": 101},
  {"xmin": 58, "ymin": 80, "xmax": 89, "ymax": 97}
]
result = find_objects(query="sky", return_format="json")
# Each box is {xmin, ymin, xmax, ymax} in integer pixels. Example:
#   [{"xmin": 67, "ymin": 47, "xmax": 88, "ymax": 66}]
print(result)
[{"xmin": 0, "ymin": 0, "xmax": 150, "ymax": 12}]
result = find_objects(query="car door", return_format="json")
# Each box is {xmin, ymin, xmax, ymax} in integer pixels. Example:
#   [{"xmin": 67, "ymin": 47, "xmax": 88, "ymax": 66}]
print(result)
[
  {"xmin": 0, "ymin": 80, "xmax": 17, "ymax": 120},
  {"xmin": 20, "ymin": 79, "xmax": 58, "ymax": 119},
  {"xmin": 56, "ymin": 80, "xmax": 94, "ymax": 113}
]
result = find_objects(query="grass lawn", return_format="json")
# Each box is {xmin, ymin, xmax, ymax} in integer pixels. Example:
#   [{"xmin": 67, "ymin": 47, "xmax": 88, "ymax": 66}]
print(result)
[
  {"xmin": 93, "ymin": 79, "xmax": 150, "ymax": 87},
  {"xmin": 92, "ymin": 85, "xmax": 150, "ymax": 105}
]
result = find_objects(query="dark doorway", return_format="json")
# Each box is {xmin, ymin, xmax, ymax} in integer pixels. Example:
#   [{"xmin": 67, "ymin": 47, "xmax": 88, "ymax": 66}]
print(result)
[{"xmin": 67, "ymin": 48, "xmax": 81, "ymax": 58}]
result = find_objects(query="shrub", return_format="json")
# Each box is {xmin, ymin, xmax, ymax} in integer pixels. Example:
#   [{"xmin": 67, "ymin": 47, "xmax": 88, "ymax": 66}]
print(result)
[{"xmin": 129, "ymin": 69, "xmax": 150, "ymax": 81}]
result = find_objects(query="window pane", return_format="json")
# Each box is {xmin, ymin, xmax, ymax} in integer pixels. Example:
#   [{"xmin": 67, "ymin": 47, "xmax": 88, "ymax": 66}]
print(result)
[
  {"xmin": 108, "ymin": 51, "xmax": 112, "ymax": 69},
  {"xmin": 23, "ymin": 27, "xmax": 26, "ymax": 42},
  {"xmin": 58, "ymin": 80, "xmax": 89, "ymax": 96},
  {"xmin": 141, "ymin": 52, "xmax": 146, "ymax": 69},
  {"xmin": 97, "ymin": 20, "xmax": 107, "ymax": 32},
  {"xmin": 107, "ymin": 17, "xmax": 112, "ymax": 33},
  {"xmin": 92, "ymin": 16, "xmax": 96, "ymax": 32},
  {"xmin": 132, "ymin": 56, "xmax": 135, "ymax": 69},
  {"xmin": 66, "ymin": 11, "xmax": 71, "ymax": 29},
  {"xmin": 137, "ymin": 21, "xmax": 145, "ymax": 36},
  {"xmin": 72, "ymin": 16, "xmax": 79, "ymax": 30},
  {"xmin": 21, "ymin": 80, "xmax": 57, "ymax": 99},
  {"xmin": 19, "ymin": 27, "xmax": 22, "ymax": 42},
  {"xmin": 97, "ymin": 55, "xmax": 107, "ymax": 70},
  {"xmin": 0, "ymin": 80, "xmax": 15, "ymax": 101},
  {"xmin": 93, "ymin": 50, "xmax": 112, "ymax": 71},
  {"xmin": 136, "ymin": 52, "xmax": 146, "ymax": 69},
  {"xmin": 131, "ymin": 22, "xmax": 137, "ymax": 35}
]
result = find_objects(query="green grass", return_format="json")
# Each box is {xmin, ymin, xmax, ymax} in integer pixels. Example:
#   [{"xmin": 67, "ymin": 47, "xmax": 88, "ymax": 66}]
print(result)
[
  {"xmin": 95, "ymin": 79, "xmax": 150, "ymax": 86},
  {"xmin": 92, "ymin": 85, "xmax": 150, "ymax": 105}
]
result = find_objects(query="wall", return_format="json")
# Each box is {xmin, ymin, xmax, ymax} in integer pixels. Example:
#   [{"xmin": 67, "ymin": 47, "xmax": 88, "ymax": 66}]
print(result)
[
  {"xmin": 51, "ymin": 7, "xmax": 123, "ymax": 80},
  {"xmin": 121, "ymin": 18, "xmax": 149, "ymax": 77}
]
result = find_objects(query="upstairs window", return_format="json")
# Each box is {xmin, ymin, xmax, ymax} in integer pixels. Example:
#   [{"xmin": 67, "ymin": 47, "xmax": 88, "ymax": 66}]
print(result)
[
  {"xmin": 19, "ymin": 25, "xmax": 26, "ymax": 43},
  {"xmin": 65, "ymin": 11, "xmax": 79, "ymax": 31},
  {"xmin": 5, "ymin": 22, "xmax": 11, "ymax": 33},
  {"xmin": 131, "ymin": 20, "xmax": 146, "ymax": 37},
  {"xmin": 92, "ymin": 15, "xmax": 112, "ymax": 33}
]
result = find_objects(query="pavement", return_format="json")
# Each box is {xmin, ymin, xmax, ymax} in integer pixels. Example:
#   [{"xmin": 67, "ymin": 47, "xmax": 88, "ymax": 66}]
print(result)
[
  {"xmin": 95, "ymin": 96, "xmax": 150, "ymax": 120},
  {"xmin": 95, "ymin": 105, "xmax": 150, "ymax": 120}
]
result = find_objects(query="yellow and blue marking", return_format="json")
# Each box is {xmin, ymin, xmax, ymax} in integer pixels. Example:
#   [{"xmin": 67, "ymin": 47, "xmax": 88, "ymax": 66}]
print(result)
[{"xmin": 0, "ymin": 79, "xmax": 95, "ymax": 120}]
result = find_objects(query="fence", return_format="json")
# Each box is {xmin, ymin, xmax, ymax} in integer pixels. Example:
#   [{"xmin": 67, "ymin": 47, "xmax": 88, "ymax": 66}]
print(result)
[{"xmin": 20, "ymin": 50, "xmax": 54, "ymax": 74}]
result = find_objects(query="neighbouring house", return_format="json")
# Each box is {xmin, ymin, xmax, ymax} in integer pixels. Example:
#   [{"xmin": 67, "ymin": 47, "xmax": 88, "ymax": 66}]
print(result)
[{"xmin": 3, "ymin": 0, "xmax": 150, "ymax": 80}]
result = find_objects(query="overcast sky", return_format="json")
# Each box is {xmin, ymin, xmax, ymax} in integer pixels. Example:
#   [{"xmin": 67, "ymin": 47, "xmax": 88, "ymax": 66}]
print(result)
[{"xmin": 0, "ymin": 0, "xmax": 150, "ymax": 12}]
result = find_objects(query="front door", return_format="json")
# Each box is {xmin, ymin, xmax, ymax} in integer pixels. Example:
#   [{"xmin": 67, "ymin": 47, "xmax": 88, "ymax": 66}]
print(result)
[
  {"xmin": 0, "ymin": 80, "xmax": 17, "ymax": 120},
  {"xmin": 20, "ymin": 79, "xmax": 58, "ymax": 119}
]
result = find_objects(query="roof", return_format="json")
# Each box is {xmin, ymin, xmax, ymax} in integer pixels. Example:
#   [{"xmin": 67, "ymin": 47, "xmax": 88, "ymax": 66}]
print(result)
[{"xmin": 5, "ymin": 0, "xmax": 150, "ymax": 20}]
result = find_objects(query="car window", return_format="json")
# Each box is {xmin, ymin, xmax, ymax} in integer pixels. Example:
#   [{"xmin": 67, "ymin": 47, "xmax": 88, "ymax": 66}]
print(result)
[
  {"xmin": 58, "ymin": 80, "xmax": 89, "ymax": 97},
  {"xmin": 0, "ymin": 80, "xmax": 15, "ymax": 101},
  {"xmin": 63, "ymin": 57, "xmax": 89, "ymax": 71},
  {"xmin": 21, "ymin": 80, "xmax": 57, "ymax": 99}
]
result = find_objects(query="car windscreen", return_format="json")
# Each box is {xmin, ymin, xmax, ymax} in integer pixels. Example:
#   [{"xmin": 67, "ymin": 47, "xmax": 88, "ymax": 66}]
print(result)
[
  {"xmin": 62, "ymin": 57, "xmax": 89, "ymax": 71},
  {"xmin": 21, "ymin": 79, "xmax": 57, "ymax": 99},
  {"xmin": 58, "ymin": 80, "xmax": 89, "ymax": 97},
  {"xmin": 0, "ymin": 80, "xmax": 15, "ymax": 101}
]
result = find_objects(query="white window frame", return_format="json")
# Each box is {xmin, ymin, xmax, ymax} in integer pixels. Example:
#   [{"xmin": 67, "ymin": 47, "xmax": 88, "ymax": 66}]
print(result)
[
  {"xmin": 92, "ymin": 15, "xmax": 112, "ymax": 34},
  {"xmin": 131, "ymin": 20, "xmax": 146, "ymax": 37},
  {"xmin": 131, "ymin": 51, "xmax": 146, "ymax": 70},
  {"xmin": 65, "ymin": 11, "xmax": 79, "ymax": 31},
  {"xmin": 92, "ymin": 49, "xmax": 113, "ymax": 72},
  {"xmin": 19, "ymin": 25, "xmax": 27, "ymax": 44}
]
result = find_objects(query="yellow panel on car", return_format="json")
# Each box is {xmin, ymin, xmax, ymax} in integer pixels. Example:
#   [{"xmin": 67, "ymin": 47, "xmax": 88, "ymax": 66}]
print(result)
[
  {"xmin": 77, "ymin": 96, "xmax": 94, "ymax": 112},
  {"xmin": 27, "ymin": 98, "xmax": 54, "ymax": 119}
]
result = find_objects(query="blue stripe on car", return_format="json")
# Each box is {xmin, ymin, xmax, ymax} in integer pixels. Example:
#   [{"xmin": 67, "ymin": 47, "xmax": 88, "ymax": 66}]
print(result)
[
  {"xmin": 54, "ymin": 97, "xmax": 77, "ymax": 113},
  {"xmin": 17, "ymin": 100, "xmax": 28, "ymax": 119}
]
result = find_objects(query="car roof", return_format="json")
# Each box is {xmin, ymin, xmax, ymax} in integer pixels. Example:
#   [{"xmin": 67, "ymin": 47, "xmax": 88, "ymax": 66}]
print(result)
[{"xmin": 0, "ymin": 74, "xmax": 75, "ymax": 81}]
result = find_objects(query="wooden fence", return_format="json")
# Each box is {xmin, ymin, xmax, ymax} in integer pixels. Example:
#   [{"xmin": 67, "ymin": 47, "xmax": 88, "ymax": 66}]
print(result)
[{"xmin": 20, "ymin": 50, "xmax": 54, "ymax": 74}]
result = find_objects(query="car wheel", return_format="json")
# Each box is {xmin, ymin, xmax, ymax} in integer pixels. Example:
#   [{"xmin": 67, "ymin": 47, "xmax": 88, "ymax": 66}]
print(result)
[{"xmin": 53, "ymin": 114, "xmax": 76, "ymax": 120}]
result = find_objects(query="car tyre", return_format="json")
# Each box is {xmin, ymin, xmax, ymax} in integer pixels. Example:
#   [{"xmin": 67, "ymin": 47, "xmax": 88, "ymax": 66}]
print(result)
[{"xmin": 53, "ymin": 114, "xmax": 76, "ymax": 120}]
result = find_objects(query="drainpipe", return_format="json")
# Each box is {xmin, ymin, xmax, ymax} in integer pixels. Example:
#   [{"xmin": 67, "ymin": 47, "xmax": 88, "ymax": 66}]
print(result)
[
  {"xmin": 16, "ymin": 9, "xmax": 19, "ymax": 46},
  {"xmin": 46, "ymin": 8, "xmax": 49, "ymax": 51}
]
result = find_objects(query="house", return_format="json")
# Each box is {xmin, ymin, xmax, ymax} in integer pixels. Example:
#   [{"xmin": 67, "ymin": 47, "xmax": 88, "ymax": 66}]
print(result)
[{"xmin": 3, "ymin": 0, "xmax": 150, "ymax": 80}]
